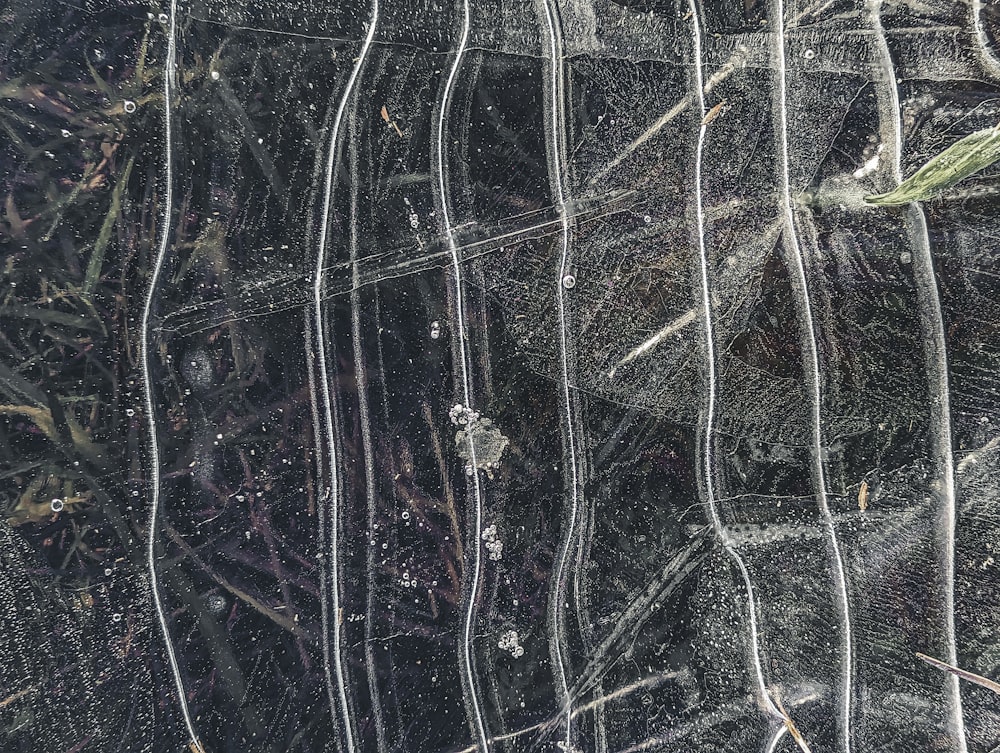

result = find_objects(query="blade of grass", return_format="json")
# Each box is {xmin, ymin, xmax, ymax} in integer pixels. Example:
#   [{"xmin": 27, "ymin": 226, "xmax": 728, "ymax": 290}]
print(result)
[
  {"xmin": 0, "ymin": 303, "xmax": 101, "ymax": 331},
  {"xmin": 917, "ymin": 652, "xmax": 1000, "ymax": 695},
  {"xmin": 866, "ymin": 123, "xmax": 1000, "ymax": 205},
  {"xmin": 84, "ymin": 155, "xmax": 134, "ymax": 294}
]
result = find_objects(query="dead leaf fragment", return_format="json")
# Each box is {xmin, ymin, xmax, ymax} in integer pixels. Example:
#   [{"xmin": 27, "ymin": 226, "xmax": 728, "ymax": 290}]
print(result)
[
  {"xmin": 380, "ymin": 105, "xmax": 404, "ymax": 137},
  {"xmin": 702, "ymin": 99, "xmax": 729, "ymax": 126}
]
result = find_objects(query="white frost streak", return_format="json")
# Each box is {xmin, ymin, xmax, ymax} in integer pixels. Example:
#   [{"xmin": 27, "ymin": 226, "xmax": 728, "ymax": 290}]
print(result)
[
  {"xmin": 435, "ymin": 0, "xmax": 489, "ymax": 748},
  {"xmin": 541, "ymin": 0, "xmax": 581, "ymax": 748},
  {"xmin": 313, "ymin": 7, "xmax": 379, "ymax": 751},
  {"xmin": 608, "ymin": 308, "xmax": 697, "ymax": 379},
  {"xmin": 142, "ymin": 3, "xmax": 204, "ymax": 751},
  {"xmin": 348, "ymin": 121, "xmax": 389, "ymax": 753},
  {"xmin": 870, "ymin": 4, "xmax": 967, "ymax": 751},
  {"xmin": 689, "ymin": 0, "xmax": 781, "ymax": 725},
  {"xmin": 773, "ymin": 2, "xmax": 853, "ymax": 750}
]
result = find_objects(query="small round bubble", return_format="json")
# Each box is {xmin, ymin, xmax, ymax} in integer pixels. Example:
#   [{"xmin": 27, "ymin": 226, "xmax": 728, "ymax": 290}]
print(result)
[
  {"xmin": 158, "ymin": 12, "xmax": 168, "ymax": 22},
  {"xmin": 562, "ymin": 274, "xmax": 576, "ymax": 290},
  {"xmin": 50, "ymin": 498, "xmax": 64, "ymax": 512},
  {"xmin": 210, "ymin": 70, "xmax": 221, "ymax": 81},
  {"xmin": 803, "ymin": 49, "xmax": 816, "ymax": 60},
  {"xmin": 123, "ymin": 100, "xmax": 137, "ymax": 114}
]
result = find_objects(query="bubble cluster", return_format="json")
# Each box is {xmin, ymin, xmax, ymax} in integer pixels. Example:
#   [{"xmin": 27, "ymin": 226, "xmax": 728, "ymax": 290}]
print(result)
[
  {"xmin": 482, "ymin": 524, "xmax": 503, "ymax": 561},
  {"xmin": 449, "ymin": 403, "xmax": 480, "ymax": 426},
  {"xmin": 206, "ymin": 594, "xmax": 227, "ymax": 615},
  {"xmin": 498, "ymin": 629, "xmax": 524, "ymax": 658}
]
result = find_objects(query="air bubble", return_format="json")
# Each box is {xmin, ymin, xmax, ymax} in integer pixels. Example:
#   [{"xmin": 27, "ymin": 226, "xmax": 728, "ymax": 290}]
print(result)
[
  {"xmin": 61, "ymin": 129, "xmax": 72, "ymax": 138},
  {"xmin": 643, "ymin": 215, "xmax": 651, "ymax": 223},
  {"xmin": 158, "ymin": 12, "xmax": 168, "ymax": 22},
  {"xmin": 430, "ymin": 320, "xmax": 441, "ymax": 339},
  {"xmin": 123, "ymin": 100, "xmax": 136, "ymax": 114},
  {"xmin": 803, "ymin": 49, "xmax": 816, "ymax": 60},
  {"xmin": 562, "ymin": 274, "xmax": 576, "ymax": 290},
  {"xmin": 50, "ymin": 498, "xmax": 64, "ymax": 512},
  {"xmin": 111, "ymin": 612, "xmax": 122, "ymax": 622},
  {"xmin": 210, "ymin": 70, "xmax": 221, "ymax": 81},
  {"xmin": 401, "ymin": 510, "xmax": 410, "ymax": 520}
]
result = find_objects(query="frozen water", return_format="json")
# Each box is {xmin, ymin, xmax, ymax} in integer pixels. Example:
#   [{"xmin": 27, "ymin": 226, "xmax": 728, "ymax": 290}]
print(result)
[{"xmin": 4, "ymin": 0, "xmax": 1000, "ymax": 751}]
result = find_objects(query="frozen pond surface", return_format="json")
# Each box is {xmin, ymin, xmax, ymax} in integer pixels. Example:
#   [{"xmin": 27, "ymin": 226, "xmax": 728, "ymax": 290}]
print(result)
[{"xmin": 3, "ymin": 0, "xmax": 1000, "ymax": 751}]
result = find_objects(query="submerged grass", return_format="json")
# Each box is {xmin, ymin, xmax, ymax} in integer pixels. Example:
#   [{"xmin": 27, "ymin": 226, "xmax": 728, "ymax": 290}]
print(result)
[{"xmin": 866, "ymin": 122, "xmax": 1000, "ymax": 205}]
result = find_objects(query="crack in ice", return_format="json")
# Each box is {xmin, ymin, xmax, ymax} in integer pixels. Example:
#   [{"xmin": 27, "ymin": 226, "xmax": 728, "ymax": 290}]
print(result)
[
  {"xmin": 141, "ymin": 2, "xmax": 205, "ymax": 750},
  {"xmin": 434, "ymin": 0, "xmax": 489, "ymax": 746},
  {"xmin": 311, "ymin": 5, "xmax": 380, "ymax": 750}
]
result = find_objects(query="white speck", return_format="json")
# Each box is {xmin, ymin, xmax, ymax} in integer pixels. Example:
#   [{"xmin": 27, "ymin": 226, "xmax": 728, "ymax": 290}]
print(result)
[
  {"xmin": 210, "ymin": 70, "xmax": 220, "ymax": 81},
  {"xmin": 853, "ymin": 144, "xmax": 883, "ymax": 179}
]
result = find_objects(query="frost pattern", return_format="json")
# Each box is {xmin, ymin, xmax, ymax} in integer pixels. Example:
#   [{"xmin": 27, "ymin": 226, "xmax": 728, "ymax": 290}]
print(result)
[{"xmin": 5, "ymin": 0, "xmax": 1000, "ymax": 752}]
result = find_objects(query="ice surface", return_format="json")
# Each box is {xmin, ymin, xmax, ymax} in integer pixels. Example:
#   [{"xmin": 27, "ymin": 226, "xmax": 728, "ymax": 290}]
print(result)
[{"xmin": 4, "ymin": 0, "xmax": 1000, "ymax": 751}]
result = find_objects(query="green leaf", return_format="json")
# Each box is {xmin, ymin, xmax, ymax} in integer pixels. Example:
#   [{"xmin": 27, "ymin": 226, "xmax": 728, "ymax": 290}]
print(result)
[
  {"xmin": 84, "ymin": 154, "xmax": 134, "ymax": 294},
  {"xmin": 865, "ymin": 123, "xmax": 1000, "ymax": 206}
]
